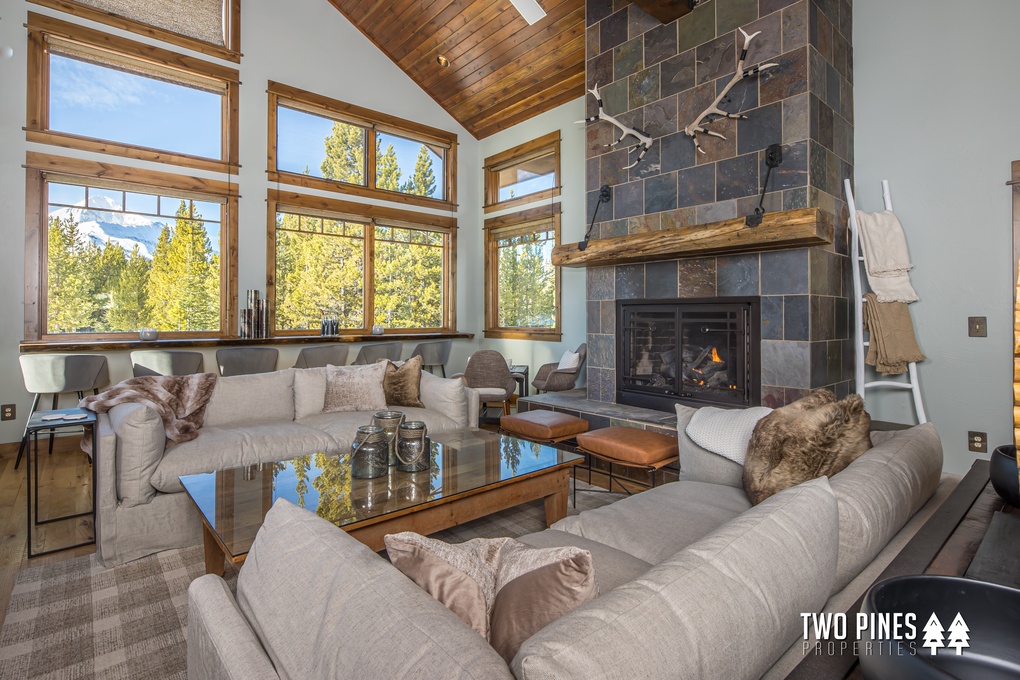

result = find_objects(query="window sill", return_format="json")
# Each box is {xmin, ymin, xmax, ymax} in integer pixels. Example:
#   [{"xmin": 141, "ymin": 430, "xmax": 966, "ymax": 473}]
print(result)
[
  {"xmin": 483, "ymin": 330, "xmax": 562, "ymax": 341},
  {"xmin": 19, "ymin": 331, "xmax": 474, "ymax": 353}
]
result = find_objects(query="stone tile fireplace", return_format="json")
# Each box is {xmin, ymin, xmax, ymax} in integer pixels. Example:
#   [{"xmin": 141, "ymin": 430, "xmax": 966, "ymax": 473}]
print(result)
[{"xmin": 581, "ymin": 0, "xmax": 855, "ymax": 409}]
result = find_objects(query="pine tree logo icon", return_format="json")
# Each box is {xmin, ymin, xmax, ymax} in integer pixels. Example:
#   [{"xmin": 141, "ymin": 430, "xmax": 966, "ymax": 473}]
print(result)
[
  {"xmin": 946, "ymin": 613, "xmax": 970, "ymax": 655},
  {"xmin": 922, "ymin": 613, "xmax": 945, "ymax": 656}
]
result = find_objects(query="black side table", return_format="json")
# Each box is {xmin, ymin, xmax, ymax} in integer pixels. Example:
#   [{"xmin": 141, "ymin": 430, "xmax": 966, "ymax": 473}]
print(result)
[
  {"xmin": 23, "ymin": 407, "xmax": 97, "ymax": 558},
  {"xmin": 510, "ymin": 365, "xmax": 530, "ymax": 397}
]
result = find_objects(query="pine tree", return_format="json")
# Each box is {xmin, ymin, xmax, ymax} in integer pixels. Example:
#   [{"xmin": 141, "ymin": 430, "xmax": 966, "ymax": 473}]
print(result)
[
  {"xmin": 376, "ymin": 141, "xmax": 402, "ymax": 191},
  {"xmin": 47, "ymin": 216, "xmax": 102, "ymax": 332},
  {"xmin": 107, "ymin": 245, "xmax": 151, "ymax": 331},
  {"xmin": 403, "ymin": 145, "xmax": 437, "ymax": 197},
  {"xmin": 145, "ymin": 202, "xmax": 219, "ymax": 331},
  {"xmin": 321, "ymin": 121, "xmax": 365, "ymax": 184}
]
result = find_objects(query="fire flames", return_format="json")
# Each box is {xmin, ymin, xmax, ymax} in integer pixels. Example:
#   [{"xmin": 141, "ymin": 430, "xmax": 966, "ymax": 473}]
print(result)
[{"xmin": 710, "ymin": 347, "xmax": 722, "ymax": 363}]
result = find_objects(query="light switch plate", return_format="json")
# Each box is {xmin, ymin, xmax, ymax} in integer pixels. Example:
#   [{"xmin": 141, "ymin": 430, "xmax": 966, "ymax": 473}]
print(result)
[{"xmin": 968, "ymin": 317, "xmax": 987, "ymax": 337}]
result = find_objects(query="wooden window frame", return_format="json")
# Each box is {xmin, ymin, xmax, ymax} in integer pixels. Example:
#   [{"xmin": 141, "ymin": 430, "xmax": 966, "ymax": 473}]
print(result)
[
  {"xmin": 26, "ymin": 12, "xmax": 240, "ymax": 174},
  {"xmin": 267, "ymin": 189, "xmax": 458, "ymax": 335},
  {"xmin": 483, "ymin": 131, "xmax": 561, "ymax": 214},
  {"xmin": 483, "ymin": 205, "xmax": 562, "ymax": 341},
  {"xmin": 28, "ymin": 0, "xmax": 241, "ymax": 63},
  {"xmin": 23, "ymin": 152, "xmax": 239, "ymax": 342},
  {"xmin": 267, "ymin": 82, "xmax": 458, "ymax": 212}
]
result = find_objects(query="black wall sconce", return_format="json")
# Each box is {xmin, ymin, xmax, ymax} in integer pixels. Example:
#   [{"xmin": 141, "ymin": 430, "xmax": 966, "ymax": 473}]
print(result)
[
  {"xmin": 579, "ymin": 184, "xmax": 612, "ymax": 251},
  {"xmin": 746, "ymin": 143, "xmax": 783, "ymax": 227}
]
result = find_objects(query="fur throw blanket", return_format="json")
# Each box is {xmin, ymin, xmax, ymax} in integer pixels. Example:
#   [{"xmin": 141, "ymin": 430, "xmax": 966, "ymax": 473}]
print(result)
[{"xmin": 80, "ymin": 373, "xmax": 218, "ymax": 448}]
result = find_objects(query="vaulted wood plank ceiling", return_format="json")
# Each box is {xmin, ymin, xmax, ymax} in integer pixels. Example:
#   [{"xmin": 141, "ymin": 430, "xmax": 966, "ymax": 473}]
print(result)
[{"xmin": 327, "ymin": 0, "xmax": 586, "ymax": 139}]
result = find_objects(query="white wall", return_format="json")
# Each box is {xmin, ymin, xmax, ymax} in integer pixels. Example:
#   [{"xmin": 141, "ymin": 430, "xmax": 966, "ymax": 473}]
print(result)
[
  {"xmin": 0, "ymin": 0, "xmax": 486, "ymax": 443},
  {"xmin": 475, "ymin": 100, "xmax": 588, "ymax": 378},
  {"xmin": 853, "ymin": 0, "xmax": 1020, "ymax": 473}
]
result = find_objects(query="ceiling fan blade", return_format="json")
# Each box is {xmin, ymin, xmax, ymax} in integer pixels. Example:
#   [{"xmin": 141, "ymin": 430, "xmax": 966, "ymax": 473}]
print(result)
[{"xmin": 509, "ymin": 0, "xmax": 547, "ymax": 25}]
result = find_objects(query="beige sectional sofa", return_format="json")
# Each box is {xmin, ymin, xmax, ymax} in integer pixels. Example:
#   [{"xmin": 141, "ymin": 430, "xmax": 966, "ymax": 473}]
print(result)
[
  {"xmin": 187, "ymin": 415, "xmax": 954, "ymax": 680},
  {"xmin": 94, "ymin": 367, "xmax": 479, "ymax": 566}
]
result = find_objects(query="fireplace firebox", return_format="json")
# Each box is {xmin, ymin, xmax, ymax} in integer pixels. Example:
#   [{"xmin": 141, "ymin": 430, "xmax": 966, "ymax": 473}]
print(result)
[{"xmin": 616, "ymin": 297, "xmax": 761, "ymax": 412}]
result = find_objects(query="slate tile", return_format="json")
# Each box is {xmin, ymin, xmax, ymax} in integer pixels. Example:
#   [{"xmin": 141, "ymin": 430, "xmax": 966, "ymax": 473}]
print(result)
[
  {"xmin": 717, "ymin": 153, "xmax": 759, "ymax": 201},
  {"xmin": 761, "ymin": 249, "xmax": 809, "ymax": 294},
  {"xmin": 809, "ymin": 340, "xmax": 828, "ymax": 387},
  {"xmin": 587, "ymin": 23, "xmax": 601, "ymax": 57},
  {"xmin": 783, "ymin": 295, "xmax": 809, "ymax": 340},
  {"xmin": 761, "ymin": 295, "xmax": 784, "ymax": 340},
  {"xmin": 628, "ymin": 214, "xmax": 659, "ymax": 234},
  {"xmin": 814, "ymin": 6, "xmax": 833, "ymax": 63},
  {"xmin": 645, "ymin": 23, "xmax": 677, "ymax": 67},
  {"xmin": 628, "ymin": 3, "xmax": 660, "ymax": 38},
  {"xmin": 631, "ymin": 141, "xmax": 661, "ymax": 181},
  {"xmin": 588, "ymin": 333, "xmax": 616, "ymax": 369},
  {"xmin": 615, "ymin": 263, "xmax": 646, "ymax": 299},
  {"xmin": 717, "ymin": 0, "xmax": 758, "ymax": 34},
  {"xmin": 645, "ymin": 172, "xmax": 678, "ymax": 213},
  {"xmin": 601, "ymin": 79, "xmax": 629, "ymax": 115},
  {"xmin": 718, "ymin": 73, "xmax": 758, "ymax": 117},
  {"xmin": 587, "ymin": 300, "xmax": 601, "ymax": 334},
  {"xmin": 760, "ymin": 46, "xmax": 808, "ymax": 105},
  {"xmin": 614, "ymin": 37, "xmax": 644, "ymax": 81},
  {"xmin": 677, "ymin": 81, "xmax": 716, "ymax": 128},
  {"xmin": 810, "ymin": 295, "xmax": 835, "ymax": 341},
  {"xmin": 696, "ymin": 33, "xmax": 736, "ymax": 85},
  {"xmin": 782, "ymin": 1, "xmax": 808, "ymax": 52},
  {"xmin": 661, "ymin": 130, "xmax": 697, "ymax": 173},
  {"xmin": 645, "ymin": 260, "xmax": 679, "ymax": 299},
  {"xmin": 768, "ymin": 139, "xmax": 807, "ymax": 190},
  {"xmin": 677, "ymin": 4, "xmax": 716, "ymax": 53},
  {"xmin": 760, "ymin": 340, "xmax": 810, "ymax": 388},
  {"xmin": 678, "ymin": 257, "xmax": 718, "ymax": 297},
  {"xmin": 643, "ymin": 96, "xmax": 678, "ymax": 138},
  {"xmin": 600, "ymin": 301, "xmax": 617, "ymax": 335},
  {"xmin": 600, "ymin": 7, "xmax": 629, "ymax": 53},
  {"xmin": 760, "ymin": 0, "xmax": 800, "ymax": 14},
  {"xmin": 600, "ymin": 147, "xmax": 631, "ymax": 187},
  {"xmin": 694, "ymin": 116, "xmax": 736, "ymax": 163},
  {"xmin": 661, "ymin": 207, "xmax": 698, "ymax": 230},
  {"xmin": 587, "ymin": 52, "xmax": 614, "ymax": 95},
  {"xmin": 742, "ymin": 12, "xmax": 783, "ymax": 65},
  {"xmin": 834, "ymin": 293, "xmax": 849, "ymax": 339},
  {"xmin": 629, "ymin": 65, "xmax": 661, "ymax": 108},
  {"xmin": 587, "ymin": 157, "xmax": 600, "ymax": 192},
  {"xmin": 783, "ymin": 187, "xmax": 808, "ymax": 209},
  {"xmin": 588, "ymin": 0, "xmax": 614, "ymax": 27},
  {"xmin": 783, "ymin": 92, "xmax": 809, "ymax": 143},
  {"xmin": 677, "ymin": 163, "xmax": 716, "ymax": 207},
  {"xmin": 737, "ymin": 102, "xmax": 782, "ymax": 155},
  {"xmin": 587, "ymin": 266, "xmax": 615, "ymax": 301},
  {"xmin": 614, "ymin": 179, "xmax": 644, "ymax": 219},
  {"xmin": 761, "ymin": 385, "xmax": 787, "ymax": 408},
  {"xmin": 661, "ymin": 50, "xmax": 697, "ymax": 98},
  {"xmin": 825, "ymin": 62, "xmax": 841, "ymax": 113},
  {"xmin": 697, "ymin": 200, "xmax": 737, "ymax": 223},
  {"xmin": 586, "ymin": 120, "xmax": 616, "ymax": 157},
  {"xmin": 717, "ymin": 253, "xmax": 760, "ymax": 296}
]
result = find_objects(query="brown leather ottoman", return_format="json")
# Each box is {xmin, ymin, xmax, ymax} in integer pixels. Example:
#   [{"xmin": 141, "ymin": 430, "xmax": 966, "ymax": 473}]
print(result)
[
  {"xmin": 575, "ymin": 426, "xmax": 679, "ymax": 494},
  {"xmin": 500, "ymin": 410, "xmax": 589, "ymax": 443}
]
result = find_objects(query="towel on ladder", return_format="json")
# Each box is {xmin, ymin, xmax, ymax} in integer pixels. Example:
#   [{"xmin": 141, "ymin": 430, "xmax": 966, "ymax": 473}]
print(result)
[
  {"xmin": 862, "ymin": 293, "xmax": 926, "ymax": 375},
  {"xmin": 856, "ymin": 210, "xmax": 919, "ymax": 303}
]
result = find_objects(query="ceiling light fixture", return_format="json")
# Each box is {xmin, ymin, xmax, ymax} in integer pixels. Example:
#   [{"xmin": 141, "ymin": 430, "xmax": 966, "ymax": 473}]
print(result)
[
  {"xmin": 509, "ymin": 0, "xmax": 546, "ymax": 25},
  {"xmin": 436, "ymin": 54, "xmax": 449, "ymax": 68}
]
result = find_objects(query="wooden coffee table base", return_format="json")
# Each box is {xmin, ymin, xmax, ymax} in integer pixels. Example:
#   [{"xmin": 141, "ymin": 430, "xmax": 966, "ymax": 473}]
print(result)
[{"xmin": 200, "ymin": 464, "xmax": 577, "ymax": 575}]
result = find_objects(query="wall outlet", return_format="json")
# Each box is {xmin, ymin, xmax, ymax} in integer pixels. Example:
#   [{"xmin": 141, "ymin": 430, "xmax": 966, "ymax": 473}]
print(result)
[
  {"xmin": 968, "ymin": 316, "xmax": 987, "ymax": 337},
  {"xmin": 968, "ymin": 431, "xmax": 987, "ymax": 453},
  {"xmin": 0, "ymin": 404, "xmax": 14, "ymax": 421}
]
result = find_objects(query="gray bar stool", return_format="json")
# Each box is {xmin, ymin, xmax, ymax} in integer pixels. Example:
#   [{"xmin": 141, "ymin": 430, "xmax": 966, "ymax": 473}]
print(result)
[
  {"xmin": 130, "ymin": 350, "xmax": 205, "ymax": 377},
  {"xmin": 16, "ymin": 353, "xmax": 110, "ymax": 469},
  {"xmin": 410, "ymin": 340, "xmax": 452, "ymax": 377},
  {"xmin": 352, "ymin": 342, "xmax": 402, "ymax": 365},
  {"xmin": 216, "ymin": 347, "xmax": 279, "ymax": 377},
  {"xmin": 294, "ymin": 345, "xmax": 350, "ymax": 368}
]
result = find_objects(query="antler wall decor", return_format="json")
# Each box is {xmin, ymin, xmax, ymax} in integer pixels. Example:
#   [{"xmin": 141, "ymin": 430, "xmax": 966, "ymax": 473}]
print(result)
[
  {"xmin": 578, "ymin": 84, "xmax": 653, "ymax": 170},
  {"xmin": 683, "ymin": 27, "xmax": 779, "ymax": 154}
]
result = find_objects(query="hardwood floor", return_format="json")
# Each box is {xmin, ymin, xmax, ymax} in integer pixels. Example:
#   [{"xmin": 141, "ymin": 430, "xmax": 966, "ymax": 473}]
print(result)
[{"xmin": 0, "ymin": 435, "xmax": 96, "ymax": 631}]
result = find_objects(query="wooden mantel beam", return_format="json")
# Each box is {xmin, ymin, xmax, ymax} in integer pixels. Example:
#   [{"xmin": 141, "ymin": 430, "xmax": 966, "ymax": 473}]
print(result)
[{"xmin": 552, "ymin": 208, "xmax": 834, "ymax": 268}]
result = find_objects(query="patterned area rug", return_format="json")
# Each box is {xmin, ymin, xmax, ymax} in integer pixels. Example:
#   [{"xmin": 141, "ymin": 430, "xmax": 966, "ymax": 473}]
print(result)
[{"xmin": 0, "ymin": 485, "xmax": 623, "ymax": 679}]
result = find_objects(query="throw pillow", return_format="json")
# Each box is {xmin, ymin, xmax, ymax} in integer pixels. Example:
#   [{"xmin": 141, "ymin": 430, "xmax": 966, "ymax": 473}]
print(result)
[
  {"xmin": 383, "ymin": 355, "xmax": 425, "ymax": 407},
  {"xmin": 321, "ymin": 362, "xmax": 387, "ymax": 413},
  {"xmin": 556, "ymin": 350, "xmax": 580, "ymax": 371},
  {"xmin": 742, "ymin": 390, "xmax": 872, "ymax": 505},
  {"xmin": 384, "ymin": 532, "xmax": 597, "ymax": 663},
  {"xmin": 685, "ymin": 406, "xmax": 773, "ymax": 465}
]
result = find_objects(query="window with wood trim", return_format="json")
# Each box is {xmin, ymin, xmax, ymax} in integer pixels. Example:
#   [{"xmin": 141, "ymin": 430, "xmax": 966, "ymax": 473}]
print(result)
[
  {"xmin": 26, "ymin": 12, "xmax": 240, "ymax": 173},
  {"xmin": 29, "ymin": 0, "xmax": 241, "ymax": 62},
  {"xmin": 268, "ymin": 82, "xmax": 457, "ymax": 211},
  {"xmin": 484, "ymin": 206, "xmax": 561, "ymax": 340},
  {"xmin": 483, "ymin": 131, "xmax": 560, "ymax": 214},
  {"xmin": 24, "ymin": 154, "xmax": 238, "ymax": 341},
  {"xmin": 269, "ymin": 191, "xmax": 455, "ymax": 334}
]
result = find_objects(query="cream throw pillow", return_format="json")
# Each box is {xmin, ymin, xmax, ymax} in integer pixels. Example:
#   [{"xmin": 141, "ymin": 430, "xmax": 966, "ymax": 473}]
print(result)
[
  {"xmin": 384, "ymin": 532, "xmax": 597, "ymax": 662},
  {"xmin": 322, "ymin": 362, "xmax": 387, "ymax": 413},
  {"xmin": 556, "ymin": 350, "xmax": 580, "ymax": 371}
]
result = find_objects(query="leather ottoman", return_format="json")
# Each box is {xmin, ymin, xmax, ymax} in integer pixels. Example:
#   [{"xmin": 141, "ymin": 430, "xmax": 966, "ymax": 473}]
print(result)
[
  {"xmin": 500, "ymin": 410, "xmax": 589, "ymax": 443},
  {"xmin": 575, "ymin": 426, "xmax": 679, "ymax": 494}
]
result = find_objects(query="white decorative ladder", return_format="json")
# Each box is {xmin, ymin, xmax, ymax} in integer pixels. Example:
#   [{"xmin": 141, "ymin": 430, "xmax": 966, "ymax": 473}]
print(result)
[{"xmin": 843, "ymin": 178, "xmax": 927, "ymax": 424}]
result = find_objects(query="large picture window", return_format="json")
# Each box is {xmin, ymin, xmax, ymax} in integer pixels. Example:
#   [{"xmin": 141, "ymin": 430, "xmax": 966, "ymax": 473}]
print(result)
[
  {"xmin": 24, "ymin": 154, "xmax": 238, "ymax": 340},
  {"xmin": 483, "ymin": 131, "xmax": 560, "ymax": 213},
  {"xmin": 269, "ymin": 192, "xmax": 455, "ymax": 334},
  {"xmin": 268, "ymin": 82, "xmax": 457, "ymax": 210},
  {"xmin": 26, "ymin": 13, "xmax": 240, "ymax": 173},
  {"xmin": 484, "ymin": 206, "xmax": 561, "ymax": 340}
]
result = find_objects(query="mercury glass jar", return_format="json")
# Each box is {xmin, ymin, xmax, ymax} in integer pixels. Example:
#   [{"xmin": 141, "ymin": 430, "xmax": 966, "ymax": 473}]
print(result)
[
  {"xmin": 351, "ymin": 425, "xmax": 389, "ymax": 479},
  {"xmin": 396, "ymin": 421, "xmax": 429, "ymax": 472},
  {"xmin": 371, "ymin": 411, "xmax": 405, "ymax": 465}
]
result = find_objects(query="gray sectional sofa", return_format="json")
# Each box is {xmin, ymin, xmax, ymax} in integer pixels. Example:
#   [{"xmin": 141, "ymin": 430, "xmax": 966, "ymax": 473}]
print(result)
[
  {"xmin": 94, "ymin": 367, "xmax": 479, "ymax": 566},
  {"xmin": 187, "ymin": 412, "xmax": 955, "ymax": 680}
]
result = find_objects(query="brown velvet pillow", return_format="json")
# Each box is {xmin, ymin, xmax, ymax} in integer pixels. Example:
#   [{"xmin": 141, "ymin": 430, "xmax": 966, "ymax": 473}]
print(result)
[
  {"xmin": 743, "ymin": 389, "xmax": 872, "ymax": 505},
  {"xmin": 383, "ymin": 355, "xmax": 424, "ymax": 407},
  {"xmin": 384, "ymin": 532, "xmax": 597, "ymax": 663}
]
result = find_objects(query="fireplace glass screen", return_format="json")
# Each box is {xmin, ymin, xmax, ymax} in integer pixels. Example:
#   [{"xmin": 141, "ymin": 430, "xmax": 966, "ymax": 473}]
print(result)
[{"xmin": 616, "ymin": 298, "xmax": 760, "ymax": 411}]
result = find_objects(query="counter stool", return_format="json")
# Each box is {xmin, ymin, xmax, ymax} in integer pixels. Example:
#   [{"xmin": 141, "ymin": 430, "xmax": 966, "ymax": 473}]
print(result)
[
  {"xmin": 16, "ymin": 353, "xmax": 109, "ymax": 470},
  {"xmin": 575, "ymin": 426, "xmax": 679, "ymax": 495},
  {"xmin": 352, "ymin": 342, "xmax": 402, "ymax": 365},
  {"xmin": 216, "ymin": 347, "xmax": 278, "ymax": 376},
  {"xmin": 500, "ymin": 410, "xmax": 589, "ymax": 444},
  {"xmin": 410, "ymin": 340, "xmax": 452, "ymax": 377},
  {"xmin": 131, "ymin": 350, "xmax": 204, "ymax": 377},
  {"xmin": 294, "ymin": 345, "xmax": 349, "ymax": 368}
]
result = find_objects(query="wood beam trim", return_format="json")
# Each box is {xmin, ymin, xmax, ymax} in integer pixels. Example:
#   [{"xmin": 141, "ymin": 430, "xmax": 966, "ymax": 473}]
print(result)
[
  {"xmin": 267, "ymin": 189, "xmax": 458, "ymax": 231},
  {"xmin": 24, "ymin": 152, "xmax": 239, "ymax": 196}
]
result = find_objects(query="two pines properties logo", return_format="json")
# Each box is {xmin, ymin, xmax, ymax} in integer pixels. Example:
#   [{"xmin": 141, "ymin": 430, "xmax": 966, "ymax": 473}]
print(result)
[{"xmin": 802, "ymin": 611, "xmax": 971, "ymax": 657}]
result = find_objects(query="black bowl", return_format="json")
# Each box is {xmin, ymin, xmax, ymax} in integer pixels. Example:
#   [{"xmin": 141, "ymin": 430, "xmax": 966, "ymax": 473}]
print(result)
[
  {"xmin": 990, "ymin": 445, "xmax": 1020, "ymax": 507},
  {"xmin": 860, "ymin": 575, "xmax": 1020, "ymax": 680}
]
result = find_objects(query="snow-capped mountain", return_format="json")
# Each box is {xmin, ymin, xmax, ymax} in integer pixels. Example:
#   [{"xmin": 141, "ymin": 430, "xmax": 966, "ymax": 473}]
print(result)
[{"xmin": 48, "ymin": 194, "xmax": 220, "ymax": 259}]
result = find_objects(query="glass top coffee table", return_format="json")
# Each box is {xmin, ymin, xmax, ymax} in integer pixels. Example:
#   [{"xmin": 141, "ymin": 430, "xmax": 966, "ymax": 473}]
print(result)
[{"xmin": 179, "ymin": 428, "xmax": 584, "ymax": 575}]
